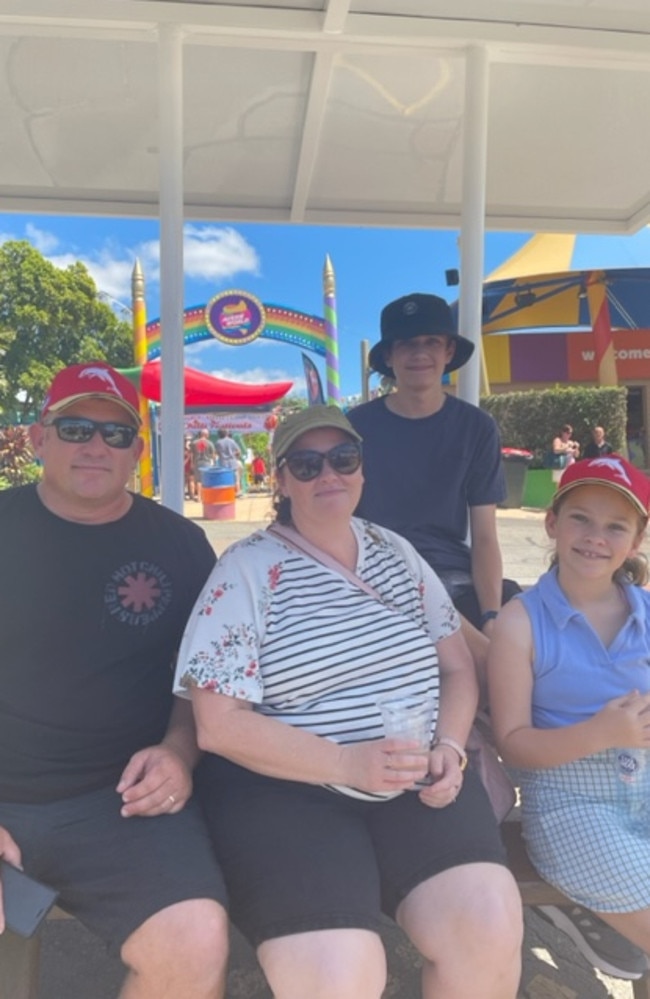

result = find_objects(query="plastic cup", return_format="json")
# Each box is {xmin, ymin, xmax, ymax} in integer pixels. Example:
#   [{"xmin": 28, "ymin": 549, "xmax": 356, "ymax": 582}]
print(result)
[{"xmin": 378, "ymin": 695, "xmax": 435, "ymax": 751}]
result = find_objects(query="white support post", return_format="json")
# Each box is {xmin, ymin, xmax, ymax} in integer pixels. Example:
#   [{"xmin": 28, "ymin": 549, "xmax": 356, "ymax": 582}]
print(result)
[
  {"xmin": 158, "ymin": 23, "xmax": 185, "ymax": 512},
  {"xmin": 456, "ymin": 44, "xmax": 489, "ymax": 408}
]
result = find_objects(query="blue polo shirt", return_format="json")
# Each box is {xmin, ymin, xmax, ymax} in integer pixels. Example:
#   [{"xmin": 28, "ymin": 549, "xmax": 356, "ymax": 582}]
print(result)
[{"xmin": 520, "ymin": 568, "xmax": 650, "ymax": 729}]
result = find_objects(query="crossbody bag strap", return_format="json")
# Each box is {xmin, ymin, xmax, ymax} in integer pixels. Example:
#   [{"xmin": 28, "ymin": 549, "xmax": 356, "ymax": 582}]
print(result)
[{"xmin": 267, "ymin": 523, "xmax": 384, "ymax": 603}]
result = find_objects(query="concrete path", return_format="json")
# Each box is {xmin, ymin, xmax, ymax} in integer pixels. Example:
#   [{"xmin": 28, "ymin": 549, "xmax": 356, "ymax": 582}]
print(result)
[
  {"xmin": 35, "ymin": 497, "xmax": 639, "ymax": 998},
  {"xmin": 184, "ymin": 492, "xmax": 554, "ymax": 586}
]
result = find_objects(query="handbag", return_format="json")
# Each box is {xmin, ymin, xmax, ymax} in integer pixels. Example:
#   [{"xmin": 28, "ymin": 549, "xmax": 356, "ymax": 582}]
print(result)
[
  {"xmin": 466, "ymin": 713, "xmax": 516, "ymax": 823},
  {"xmin": 267, "ymin": 523, "xmax": 516, "ymax": 822}
]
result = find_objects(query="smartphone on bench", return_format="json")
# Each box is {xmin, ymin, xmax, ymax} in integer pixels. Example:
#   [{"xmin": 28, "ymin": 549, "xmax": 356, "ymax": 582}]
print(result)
[{"xmin": 0, "ymin": 860, "xmax": 60, "ymax": 937}]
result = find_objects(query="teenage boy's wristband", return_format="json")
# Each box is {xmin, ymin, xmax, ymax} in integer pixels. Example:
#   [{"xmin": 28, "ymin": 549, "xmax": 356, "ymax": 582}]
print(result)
[{"xmin": 480, "ymin": 610, "xmax": 499, "ymax": 628}]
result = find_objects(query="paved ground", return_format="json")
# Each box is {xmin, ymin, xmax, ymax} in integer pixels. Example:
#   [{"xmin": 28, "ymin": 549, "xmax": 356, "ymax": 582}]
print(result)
[
  {"xmin": 185, "ymin": 491, "xmax": 553, "ymax": 581},
  {"xmin": 34, "ymin": 496, "xmax": 639, "ymax": 998}
]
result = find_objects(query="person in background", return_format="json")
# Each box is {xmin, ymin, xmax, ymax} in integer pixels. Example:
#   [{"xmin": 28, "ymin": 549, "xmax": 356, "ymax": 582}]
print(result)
[
  {"xmin": 584, "ymin": 425, "xmax": 614, "ymax": 459},
  {"xmin": 215, "ymin": 429, "xmax": 243, "ymax": 494},
  {"xmin": 191, "ymin": 428, "xmax": 216, "ymax": 499},
  {"xmin": 175, "ymin": 405, "xmax": 523, "ymax": 999},
  {"xmin": 0, "ymin": 362, "xmax": 228, "ymax": 998},
  {"xmin": 184, "ymin": 435, "xmax": 198, "ymax": 500},
  {"xmin": 489, "ymin": 455, "xmax": 650, "ymax": 981},
  {"xmin": 214, "ymin": 429, "xmax": 240, "ymax": 470},
  {"xmin": 552, "ymin": 424, "xmax": 581, "ymax": 466},
  {"xmin": 251, "ymin": 453, "xmax": 267, "ymax": 491},
  {"xmin": 348, "ymin": 292, "xmax": 520, "ymax": 652}
]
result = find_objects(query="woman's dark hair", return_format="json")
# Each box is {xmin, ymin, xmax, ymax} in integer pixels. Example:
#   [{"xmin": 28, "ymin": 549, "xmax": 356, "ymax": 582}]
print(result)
[{"xmin": 272, "ymin": 489, "xmax": 291, "ymax": 525}]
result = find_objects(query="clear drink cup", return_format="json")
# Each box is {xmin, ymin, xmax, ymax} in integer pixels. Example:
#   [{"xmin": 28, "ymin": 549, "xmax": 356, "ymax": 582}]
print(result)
[{"xmin": 378, "ymin": 695, "xmax": 435, "ymax": 751}]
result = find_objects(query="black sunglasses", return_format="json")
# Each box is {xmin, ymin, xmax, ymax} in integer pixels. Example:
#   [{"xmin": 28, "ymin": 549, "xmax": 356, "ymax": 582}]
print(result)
[
  {"xmin": 44, "ymin": 417, "xmax": 138, "ymax": 450},
  {"xmin": 279, "ymin": 442, "xmax": 362, "ymax": 482}
]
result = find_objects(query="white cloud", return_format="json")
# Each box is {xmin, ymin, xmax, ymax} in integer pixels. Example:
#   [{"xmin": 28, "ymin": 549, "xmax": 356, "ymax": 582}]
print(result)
[
  {"xmin": 211, "ymin": 367, "xmax": 301, "ymax": 391},
  {"xmin": 126, "ymin": 225, "xmax": 260, "ymax": 287},
  {"xmin": 25, "ymin": 223, "xmax": 60, "ymax": 254},
  {"xmin": 80, "ymin": 255, "xmax": 134, "ymax": 306},
  {"xmin": 183, "ymin": 225, "xmax": 260, "ymax": 282},
  {"xmin": 189, "ymin": 336, "xmax": 284, "ymax": 356},
  {"xmin": 12, "ymin": 221, "xmax": 260, "ymax": 308}
]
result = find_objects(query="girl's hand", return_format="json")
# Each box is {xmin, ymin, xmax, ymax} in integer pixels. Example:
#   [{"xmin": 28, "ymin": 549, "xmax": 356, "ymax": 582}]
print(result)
[
  {"xmin": 591, "ymin": 690, "xmax": 650, "ymax": 748},
  {"xmin": 418, "ymin": 744, "xmax": 464, "ymax": 809}
]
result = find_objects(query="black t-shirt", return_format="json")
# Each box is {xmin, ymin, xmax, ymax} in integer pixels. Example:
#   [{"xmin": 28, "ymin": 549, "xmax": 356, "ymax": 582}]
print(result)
[
  {"xmin": 583, "ymin": 441, "xmax": 613, "ymax": 458},
  {"xmin": 0, "ymin": 487, "xmax": 216, "ymax": 803},
  {"xmin": 348, "ymin": 395, "xmax": 506, "ymax": 574}
]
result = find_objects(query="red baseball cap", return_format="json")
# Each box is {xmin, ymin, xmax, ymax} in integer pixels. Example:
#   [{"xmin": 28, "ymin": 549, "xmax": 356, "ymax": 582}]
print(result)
[
  {"xmin": 40, "ymin": 362, "xmax": 141, "ymax": 425},
  {"xmin": 554, "ymin": 454, "xmax": 650, "ymax": 518}
]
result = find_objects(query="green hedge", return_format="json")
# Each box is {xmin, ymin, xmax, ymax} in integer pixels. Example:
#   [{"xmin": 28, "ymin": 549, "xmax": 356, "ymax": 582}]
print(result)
[{"xmin": 480, "ymin": 386, "xmax": 627, "ymax": 468}]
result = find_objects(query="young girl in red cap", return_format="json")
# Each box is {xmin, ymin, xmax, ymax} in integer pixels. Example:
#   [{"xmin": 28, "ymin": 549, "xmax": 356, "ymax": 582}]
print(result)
[{"xmin": 489, "ymin": 455, "xmax": 650, "ymax": 962}]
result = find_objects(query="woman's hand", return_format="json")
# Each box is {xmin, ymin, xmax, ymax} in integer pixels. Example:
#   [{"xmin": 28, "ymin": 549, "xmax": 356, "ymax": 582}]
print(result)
[
  {"xmin": 417, "ymin": 744, "xmax": 464, "ymax": 809},
  {"xmin": 340, "ymin": 738, "xmax": 429, "ymax": 793}
]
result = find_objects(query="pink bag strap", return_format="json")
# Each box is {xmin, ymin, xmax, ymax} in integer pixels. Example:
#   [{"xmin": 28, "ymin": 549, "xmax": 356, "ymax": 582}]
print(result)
[{"xmin": 267, "ymin": 523, "xmax": 384, "ymax": 602}]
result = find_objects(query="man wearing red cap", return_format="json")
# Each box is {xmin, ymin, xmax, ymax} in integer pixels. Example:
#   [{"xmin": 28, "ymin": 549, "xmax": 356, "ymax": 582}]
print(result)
[{"xmin": 0, "ymin": 362, "xmax": 229, "ymax": 997}]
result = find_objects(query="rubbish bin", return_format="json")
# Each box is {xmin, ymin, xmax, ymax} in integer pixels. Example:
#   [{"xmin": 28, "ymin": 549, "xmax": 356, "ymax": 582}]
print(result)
[
  {"xmin": 499, "ymin": 448, "xmax": 533, "ymax": 509},
  {"xmin": 201, "ymin": 466, "xmax": 237, "ymax": 520}
]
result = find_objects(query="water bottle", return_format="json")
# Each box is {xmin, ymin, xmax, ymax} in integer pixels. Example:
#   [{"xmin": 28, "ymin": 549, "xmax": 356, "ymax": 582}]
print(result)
[{"xmin": 614, "ymin": 748, "xmax": 649, "ymax": 829}]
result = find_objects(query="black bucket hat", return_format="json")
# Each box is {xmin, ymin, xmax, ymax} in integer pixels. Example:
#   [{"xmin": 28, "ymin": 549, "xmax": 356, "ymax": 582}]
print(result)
[{"xmin": 368, "ymin": 293, "xmax": 475, "ymax": 377}]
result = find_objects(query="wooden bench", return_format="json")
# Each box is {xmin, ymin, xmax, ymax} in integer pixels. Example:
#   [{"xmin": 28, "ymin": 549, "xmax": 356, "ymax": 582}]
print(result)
[{"xmin": 2, "ymin": 820, "xmax": 649, "ymax": 999}]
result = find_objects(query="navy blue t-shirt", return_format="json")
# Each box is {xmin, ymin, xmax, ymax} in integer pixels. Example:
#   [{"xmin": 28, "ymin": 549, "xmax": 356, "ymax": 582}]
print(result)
[
  {"xmin": 348, "ymin": 395, "xmax": 505, "ymax": 574},
  {"xmin": 0, "ymin": 487, "xmax": 216, "ymax": 803}
]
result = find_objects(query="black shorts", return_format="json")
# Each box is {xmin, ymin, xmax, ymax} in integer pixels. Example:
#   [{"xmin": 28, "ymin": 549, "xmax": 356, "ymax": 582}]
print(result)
[
  {"xmin": 197, "ymin": 758, "xmax": 506, "ymax": 947},
  {"xmin": 0, "ymin": 785, "xmax": 227, "ymax": 954}
]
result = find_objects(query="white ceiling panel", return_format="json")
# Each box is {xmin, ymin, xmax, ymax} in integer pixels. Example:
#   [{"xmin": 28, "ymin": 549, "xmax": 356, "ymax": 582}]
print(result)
[{"xmin": 1, "ymin": 0, "xmax": 650, "ymax": 232}]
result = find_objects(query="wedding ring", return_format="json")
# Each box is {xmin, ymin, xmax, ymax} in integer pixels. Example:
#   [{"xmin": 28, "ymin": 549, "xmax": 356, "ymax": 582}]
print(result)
[{"xmin": 168, "ymin": 794, "xmax": 176, "ymax": 806}]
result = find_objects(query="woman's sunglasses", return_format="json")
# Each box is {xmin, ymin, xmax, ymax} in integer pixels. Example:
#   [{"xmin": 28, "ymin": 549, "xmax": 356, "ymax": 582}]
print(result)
[
  {"xmin": 278, "ymin": 441, "xmax": 362, "ymax": 482},
  {"xmin": 44, "ymin": 417, "xmax": 138, "ymax": 450}
]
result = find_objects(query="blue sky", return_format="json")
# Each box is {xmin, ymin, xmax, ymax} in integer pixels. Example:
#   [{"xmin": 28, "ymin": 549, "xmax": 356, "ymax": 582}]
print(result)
[{"xmin": 1, "ymin": 213, "xmax": 649, "ymax": 400}]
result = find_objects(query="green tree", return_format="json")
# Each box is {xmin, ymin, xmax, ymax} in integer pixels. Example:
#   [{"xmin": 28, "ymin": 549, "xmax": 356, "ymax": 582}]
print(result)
[
  {"xmin": 0, "ymin": 241, "xmax": 133, "ymax": 423},
  {"xmin": 243, "ymin": 431, "xmax": 271, "ymax": 457}
]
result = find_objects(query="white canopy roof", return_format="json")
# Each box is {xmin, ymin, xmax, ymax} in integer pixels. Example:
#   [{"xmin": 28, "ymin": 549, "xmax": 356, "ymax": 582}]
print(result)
[{"xmin": 3, "ymin": 0, "xmax": 650, "ymax": 233}]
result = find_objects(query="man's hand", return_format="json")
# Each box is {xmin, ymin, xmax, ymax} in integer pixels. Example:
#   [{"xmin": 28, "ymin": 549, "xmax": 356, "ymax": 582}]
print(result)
[
  {"xmin": 116, "ymin": 745, "xmax": 193, "ymax": 818},
  {"xmin": 0, "ymin": 826, "xmax": 22, "ymax": 934}
]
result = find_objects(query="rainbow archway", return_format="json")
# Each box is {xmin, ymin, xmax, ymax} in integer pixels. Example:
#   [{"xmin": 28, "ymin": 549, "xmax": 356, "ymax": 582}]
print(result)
[{"xmin": 146, "ymin": 300, "xmax": 327, "ymax": 360}]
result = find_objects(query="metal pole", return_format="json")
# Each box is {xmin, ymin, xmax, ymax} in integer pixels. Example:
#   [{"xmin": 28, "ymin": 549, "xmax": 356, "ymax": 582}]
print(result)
[
  {"xmin": 158, "ymin": 23, "xmax": 185, "ymax": 512},
  {"xmin": 360, "ymin": 339, "xmax": 370, "ymax": 403},
  {"xmin": 456, "ymin": 45, "xmax": 489, "ymax": 407}
]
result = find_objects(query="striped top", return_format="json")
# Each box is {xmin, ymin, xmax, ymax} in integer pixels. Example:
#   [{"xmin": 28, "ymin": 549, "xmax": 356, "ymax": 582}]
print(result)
[{"xmin": 174, "ymin": 518, "xmax": 459, "ymax": 799}]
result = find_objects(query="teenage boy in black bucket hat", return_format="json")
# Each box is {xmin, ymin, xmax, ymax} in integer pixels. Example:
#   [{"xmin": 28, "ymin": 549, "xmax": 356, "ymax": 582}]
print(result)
[{"xmin": 349, "ymin": 292, "xmax": 519, "ymax": 637}]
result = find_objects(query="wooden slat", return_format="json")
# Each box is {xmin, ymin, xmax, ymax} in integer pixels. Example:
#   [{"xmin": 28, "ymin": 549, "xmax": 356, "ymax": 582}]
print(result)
[{"xmin": 0, "ymin": 931, "xmax": 40, "ymax": 999}]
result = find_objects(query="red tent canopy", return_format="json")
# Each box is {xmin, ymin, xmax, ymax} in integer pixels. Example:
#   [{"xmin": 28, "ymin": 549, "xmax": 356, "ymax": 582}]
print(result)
[{"xmin": 138, "ymin": 360, "xmax": 292, "ymax": 408}]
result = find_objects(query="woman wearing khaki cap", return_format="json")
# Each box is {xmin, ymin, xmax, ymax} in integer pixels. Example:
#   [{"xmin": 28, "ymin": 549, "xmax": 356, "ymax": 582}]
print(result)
[{"xmin": 175, "ymin": 405, "xmax": 522, "ymax": 999}]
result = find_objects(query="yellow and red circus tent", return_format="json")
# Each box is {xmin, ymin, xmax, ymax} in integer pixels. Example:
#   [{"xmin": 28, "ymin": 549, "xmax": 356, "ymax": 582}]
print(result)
[{"xmin": 477, "ymin": 234, "xmax": 650, "ymax": 389}]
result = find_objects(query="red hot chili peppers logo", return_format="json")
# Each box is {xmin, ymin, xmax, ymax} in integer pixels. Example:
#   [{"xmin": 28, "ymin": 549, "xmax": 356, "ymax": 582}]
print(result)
[{"xmin": 105, "ymin": 561, "xmax": 172, "ymax": 626}]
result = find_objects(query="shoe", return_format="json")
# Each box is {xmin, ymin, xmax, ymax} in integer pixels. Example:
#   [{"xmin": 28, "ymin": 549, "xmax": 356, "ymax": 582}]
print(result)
[{"xmin": 536, "ymin": 905, "xmax": 650, "ymax": 980}]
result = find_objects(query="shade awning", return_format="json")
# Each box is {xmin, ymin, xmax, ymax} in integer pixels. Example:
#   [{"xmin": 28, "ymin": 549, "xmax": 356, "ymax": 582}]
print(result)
[{"xmin": 3, "ymin": 1, "xmax": 650, "ymax": 234}]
